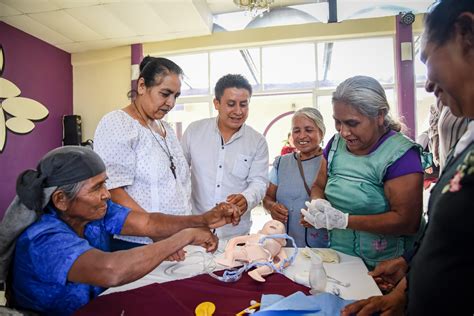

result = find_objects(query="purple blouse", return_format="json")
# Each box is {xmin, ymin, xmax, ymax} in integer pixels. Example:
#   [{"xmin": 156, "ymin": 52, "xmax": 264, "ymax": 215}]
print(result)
[{"xmin": 323, "ymin": 130, "xmax": 423, "ymax": 181}]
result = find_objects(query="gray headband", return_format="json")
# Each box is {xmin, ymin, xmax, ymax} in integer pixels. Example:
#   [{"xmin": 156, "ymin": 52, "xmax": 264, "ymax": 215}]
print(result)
[{"xmin": 16, "ymin": 146, "xmax": 106, "ymax": 210}]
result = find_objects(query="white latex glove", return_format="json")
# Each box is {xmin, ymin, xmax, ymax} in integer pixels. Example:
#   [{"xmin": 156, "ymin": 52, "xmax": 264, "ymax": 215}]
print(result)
[
  {"xmin": 303, "ymin": 199, "xmax": 333, "ymax": 217},
  {"xmin": 301, "ymin": 208, "xmax": 326, "ymax": 229},
  {"xmin": 312, "ymin": 199, "xmax": 333, "ymax": 212},
  {"xmin": 301, "ymin": 199, "xmax": 349, "ymax": 230},
  {"xmin": 323, "ymin": 206, "xmax": 349, "ymax": 230}
]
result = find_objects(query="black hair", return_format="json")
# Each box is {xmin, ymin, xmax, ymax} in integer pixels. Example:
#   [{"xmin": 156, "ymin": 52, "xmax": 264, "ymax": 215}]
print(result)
[
  {"xmin": 139, "ymin": 56, "xmax": 183, "ymax": 87},
  {"xmin": 424, "ymin": 0, "xmax": 474, "ymax": 46},
  {"xmin": 128, "ymin": 56, "xmax": 183, "ymax": 98},
  {"xmin": 214, "ymin": 74, "xmax": 252, "ymax": 101}
]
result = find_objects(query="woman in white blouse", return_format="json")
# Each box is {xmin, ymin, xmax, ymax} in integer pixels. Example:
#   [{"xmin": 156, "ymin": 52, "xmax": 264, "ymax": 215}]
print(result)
[{"xmin": 94, "ymin": 56, "xmax": 192, "ymax": 249}]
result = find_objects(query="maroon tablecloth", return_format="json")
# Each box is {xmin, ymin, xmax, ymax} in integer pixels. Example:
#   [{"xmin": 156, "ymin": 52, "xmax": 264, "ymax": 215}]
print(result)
[{"xmin": 75, "ymin": 272, "xmax": 310, "ymax": 315}]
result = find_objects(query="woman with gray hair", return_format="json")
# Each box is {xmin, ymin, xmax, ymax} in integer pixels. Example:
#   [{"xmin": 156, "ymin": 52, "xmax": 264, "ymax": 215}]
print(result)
[
  {"xmin": 342, "ymin": 0, "xmax": 474, "ymax": 314},
  {"xmin": 302, "ymin": 76, "xmax": 425, "ymax": 269},
  {"xmin": 0, "ymin": 146, "xmax": 241, "ymax": 315},
  {"xmin": 263, "ymin": 107, "xmax": 329, "ymax": 247}
]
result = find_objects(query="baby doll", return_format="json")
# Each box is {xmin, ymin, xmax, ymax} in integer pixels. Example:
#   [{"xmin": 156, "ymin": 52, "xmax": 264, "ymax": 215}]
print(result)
[{"xmin": 216, "ymin": 220, "xmax": 288, "ymax": 282}]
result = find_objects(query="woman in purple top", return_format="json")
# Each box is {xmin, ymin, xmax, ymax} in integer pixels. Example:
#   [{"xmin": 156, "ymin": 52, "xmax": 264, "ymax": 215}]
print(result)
[{"xmin": 302, "ymin": 76, "xmax": 424, "ymax": 269}]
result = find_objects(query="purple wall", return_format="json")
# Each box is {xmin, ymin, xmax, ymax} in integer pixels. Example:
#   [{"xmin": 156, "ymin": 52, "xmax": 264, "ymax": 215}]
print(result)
[{"xmin": 0, "ymin": 22, "xmax": 72, "ymax": 219}]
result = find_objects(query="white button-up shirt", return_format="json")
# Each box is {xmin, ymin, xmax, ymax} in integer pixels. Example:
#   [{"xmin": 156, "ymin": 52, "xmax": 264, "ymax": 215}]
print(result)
[{"xmin": 181, "ymin": 117, "xmax": 269, "ymax": 239}]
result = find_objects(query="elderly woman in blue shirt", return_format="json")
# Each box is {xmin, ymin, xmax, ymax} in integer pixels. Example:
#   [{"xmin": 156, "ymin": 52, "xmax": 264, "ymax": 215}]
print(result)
[{"xmin": 0, "ymin": 146, "xmax": 240, "ymax": 315}]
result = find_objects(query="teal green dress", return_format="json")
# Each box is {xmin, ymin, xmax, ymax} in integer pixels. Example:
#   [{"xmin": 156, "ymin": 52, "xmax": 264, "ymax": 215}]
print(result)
[{"xmin": 325, "ymin": 133, "xmax": 425, "ymax": 269}]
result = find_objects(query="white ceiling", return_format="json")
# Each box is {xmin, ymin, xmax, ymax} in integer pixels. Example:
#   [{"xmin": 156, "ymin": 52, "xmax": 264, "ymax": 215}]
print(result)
[{"xmin": 0, "ymin": 0, "xmax": 312, "ymax": 53}]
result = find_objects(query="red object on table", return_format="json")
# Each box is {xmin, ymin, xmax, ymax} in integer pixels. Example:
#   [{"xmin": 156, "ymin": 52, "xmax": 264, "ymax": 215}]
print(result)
[{"xmin": 74, "ymin": 273, "xmax": 310, "ymax": 315}]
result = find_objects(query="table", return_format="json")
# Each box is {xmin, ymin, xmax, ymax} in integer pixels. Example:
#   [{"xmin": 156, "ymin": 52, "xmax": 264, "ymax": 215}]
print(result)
[
  {"xmin": 102, "ymin": 244, "xmax": 381, "ymax": 300},
  {"xmin": 75, "ymin": 245, "xmax": 382, "ymax": 315},
  {"xmin": 77, "ymin": 272, "xmax": 310, "ymax": 315},
  {"xmin": 284, "ymin": 249, "xmax": 382, "ymax": 300}
]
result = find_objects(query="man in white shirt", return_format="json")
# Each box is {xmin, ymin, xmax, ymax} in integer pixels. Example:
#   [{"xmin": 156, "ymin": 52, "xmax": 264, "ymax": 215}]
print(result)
[{"xmin": 181, "ymin": 74, "xmax": 269, "ymax": 239}]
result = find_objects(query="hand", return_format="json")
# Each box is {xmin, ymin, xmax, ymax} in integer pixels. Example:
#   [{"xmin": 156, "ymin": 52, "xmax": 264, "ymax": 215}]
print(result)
[
  {"xmin": 203, "ymin": 202, "xmax": 241, "ymax": 229},
  {"xmin": 301, "ymin": 199, "xmax": 334, "ymax": 228},
  {"xmin": 186, "ymin": 227, "xmax": 219, "ymax": 253},
  {"xmin": 301, "ymin": 199, "xmax": 349, "ymax": 230},
  {"xmin": 269, "ymin": 202, "xmax": 288, "ymax": 223},
  {"xmin": 165, "ymin": 249, "xmax": 186, "ymax": 262},
  {"xmin": 369, "ymin": 257, "xmax": 408, "ymax": 292},
  {"xmin": 226, "ymin": 194, "xmax": 248, "ymax": 214},
  {"xmin": 301, "ymin": 208, "xmax": 326, "ymax": 229},
  {"xmin": 340, "ymin": 285, "xmax": 406, "ymax": 316},
  {"xmin": 299, "ymin": 216, "xmax": 314, "ymax": 228}
]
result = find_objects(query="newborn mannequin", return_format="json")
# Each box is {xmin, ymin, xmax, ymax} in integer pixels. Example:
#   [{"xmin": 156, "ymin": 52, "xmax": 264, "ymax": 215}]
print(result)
[{"xmin": 216, "ymin": 220, "xmax": 287, "ymax": 282}]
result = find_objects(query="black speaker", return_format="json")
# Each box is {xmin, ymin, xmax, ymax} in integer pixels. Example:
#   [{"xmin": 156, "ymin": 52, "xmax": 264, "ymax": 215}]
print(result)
[{"xmin": 63, "ymin": 115, "xmax": 82, "ymax": 146}]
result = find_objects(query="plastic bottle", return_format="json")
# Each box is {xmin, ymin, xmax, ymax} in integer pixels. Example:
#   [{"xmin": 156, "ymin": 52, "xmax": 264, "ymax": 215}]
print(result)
[{"xmin": 308, "ymin": 254, "xmax": 327, "ymax": 294}]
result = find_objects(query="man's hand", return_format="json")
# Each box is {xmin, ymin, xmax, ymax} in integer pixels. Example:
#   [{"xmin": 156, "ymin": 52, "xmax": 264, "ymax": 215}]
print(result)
[
  {"xmin": 186, "ymin": 227, "xmax": 219, "ymax": 253},
  {"xmin": 269, "ymin": 202, "xmax": 288, "ymax": 223},
  {"xmin": 203, "ymin": 202, "xmax": 241, "ymax": 229},
  {"xmin": 340, "ymin": 282, "xmax": 406, "ymax": 316},
  {"xmin": 369, "ymin": 257, "xmax": 408, "ymax": 292},
  {"xmin": 165, "ymin": 249, "xmax": 186, "ymax": 262},
  {"xmin": 226, "ymin": 194, "xmax": 248, "ymax": 214}
]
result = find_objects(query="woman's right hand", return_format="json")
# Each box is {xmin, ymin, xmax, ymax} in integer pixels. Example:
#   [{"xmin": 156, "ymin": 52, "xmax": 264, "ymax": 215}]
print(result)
[
  {"xmin": 369, "ymin": 257, "xmax": 408, "ymax": 292},
  {"xmin": 185, "ymin": 228, "xmax": 218, "ymax": 253},
  {"xmin": 165, "ymin": 249, "xmax": 186, "ymax": 262},
  {"xmin": 341, "ymin": 278, "xmax": 407, "ymax": 316},
  {"xmin": 269, "ymin": 203, "xmax": 289, "ymax": 223}
]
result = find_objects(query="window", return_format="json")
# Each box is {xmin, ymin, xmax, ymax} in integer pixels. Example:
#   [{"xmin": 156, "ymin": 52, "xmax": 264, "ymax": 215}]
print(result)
[
  {"xmin": 167, "ymin": 53, "xmax": 208, "ymax": 96},
  {"xmin": 414, "ymin": 34, "xmax": 435, "ymax": 137},
  {"xmin": 414, "ymin": 35, "xmax": 428, "ymax": 84},
  {"xmin": 317, "ymin": 37, "xmax": 395, "ymax": 88},
  {"xmin": 210, "ymin": 48, "xmax": 261, "ymax": 91},
  {"xmin": 164, "ymin": 36, "xmax": 403, "ymax": 152},
  {"xmin": 262, "ymin": 43, "xmax": 315, "ymax": 91},
  {"xmin": 167, "ymin": 102, "xmax": 211, "ymax": 138},
  {"xmin": 415, "ymin": 87, "xmax": 435, "ymax": 135}
]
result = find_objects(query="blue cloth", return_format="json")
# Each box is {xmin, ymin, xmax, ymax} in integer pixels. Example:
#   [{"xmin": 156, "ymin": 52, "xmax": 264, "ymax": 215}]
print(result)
[
  {"xmin": 12, "ymin": 200, "xmax": 130, "ymax": 316},
  {"xmin": 255, "ymin": 291, "xmax": 354, "ymax": 315},
  {"xmin": 269, "ymin": 167, "xmax": 278, "ymax": 185}
]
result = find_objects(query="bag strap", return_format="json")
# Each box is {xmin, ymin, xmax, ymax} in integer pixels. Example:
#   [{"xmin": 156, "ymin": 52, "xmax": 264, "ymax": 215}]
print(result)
[
  {"xmin": 275, "ymin": 155, "xmax": 282, "ymax": 178},
  {"xmin": 296, "ymin": 153, "xmax": 311, "ymax": 196}
]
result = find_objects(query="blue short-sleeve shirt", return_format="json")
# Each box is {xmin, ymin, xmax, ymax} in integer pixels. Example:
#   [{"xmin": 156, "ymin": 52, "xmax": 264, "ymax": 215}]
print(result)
[{"xmin": 12, "ymin": 200, "xmax": 130, "ymax": 316}]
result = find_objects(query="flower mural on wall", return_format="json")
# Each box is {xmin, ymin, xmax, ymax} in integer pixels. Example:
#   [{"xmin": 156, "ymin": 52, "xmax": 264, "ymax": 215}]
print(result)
[{"xmin": 0, "ymin": 44, "xmax": 49, "ymax": 152}]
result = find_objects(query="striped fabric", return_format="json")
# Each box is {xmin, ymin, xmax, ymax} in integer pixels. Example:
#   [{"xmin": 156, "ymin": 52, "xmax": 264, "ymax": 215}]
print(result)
[{"xmin": 436, "ymin": 102, "xmax": 470, "ymax": 172}]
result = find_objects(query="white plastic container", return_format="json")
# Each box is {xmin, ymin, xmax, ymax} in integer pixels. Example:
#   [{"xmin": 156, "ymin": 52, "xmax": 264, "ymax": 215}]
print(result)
[{"xmin": 308, "ymin": 254, "xmax": 327, "ymax": 294}]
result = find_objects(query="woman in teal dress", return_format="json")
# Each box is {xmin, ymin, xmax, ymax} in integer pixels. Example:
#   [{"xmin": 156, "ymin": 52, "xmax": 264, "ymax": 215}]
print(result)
[
  {"xmin": 341, "ymin": 1, "xmax": 474, "ymax": 314},
  {"xmin": 303, "ymin": 76, "xmax": 425, "ymax": 269}
]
